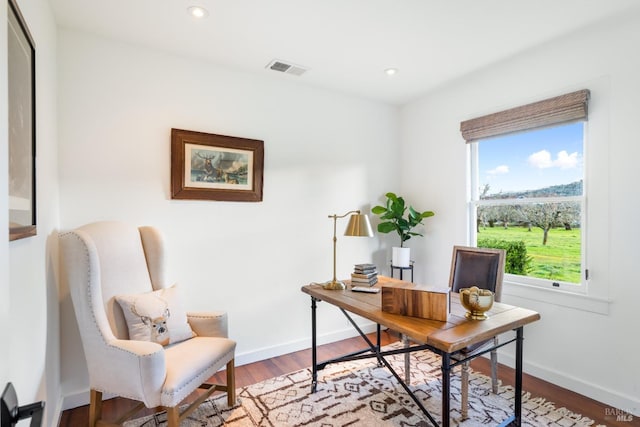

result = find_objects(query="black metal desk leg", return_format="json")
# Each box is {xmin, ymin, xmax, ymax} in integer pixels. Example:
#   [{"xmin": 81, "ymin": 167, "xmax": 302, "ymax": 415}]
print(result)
[
  {"xmin": 442, "ymin": 353, "xmax": 451, "ymax": 427},
  {"xmin": 514, "ymin": 327, "xmax": 524, "ymax": 425},
  {"xmin": 311, "ymin": 297, "xmax": 318, "ymax": 393},
  {"xmin": 376, "ymin": 324, "xmax": 384, "ymax": 367}
]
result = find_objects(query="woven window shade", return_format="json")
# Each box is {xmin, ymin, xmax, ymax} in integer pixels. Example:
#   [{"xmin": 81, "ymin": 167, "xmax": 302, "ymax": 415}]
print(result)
[{"xmin": 460, "ymin": 89, "xmax": 590, "ymax": 143}]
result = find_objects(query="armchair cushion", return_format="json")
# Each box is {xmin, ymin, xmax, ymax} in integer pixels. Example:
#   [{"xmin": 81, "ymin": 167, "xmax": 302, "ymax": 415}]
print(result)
[
  {"xmin": 187, "ymin": 311, "xmax": 229, "ymax": 338},
  {"xmin": 116, "ymin": 285, "xmax": 195, "ymax": 346},
  {"xmin": 162, "ymin": 336, "xmax": 236, "ymax": 406}
]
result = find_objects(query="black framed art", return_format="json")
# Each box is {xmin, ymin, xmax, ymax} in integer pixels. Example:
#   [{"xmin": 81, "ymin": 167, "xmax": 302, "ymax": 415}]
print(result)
[{"xmin": 8, "ymin": 0, "xmax": 36, "ymax": 241}]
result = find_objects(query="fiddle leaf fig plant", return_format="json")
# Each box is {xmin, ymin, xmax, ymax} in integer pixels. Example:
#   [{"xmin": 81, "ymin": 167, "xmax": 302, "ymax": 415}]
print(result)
[{"xmin": 371, "ymin": 192, "xmax": 435, "ymax": 247}]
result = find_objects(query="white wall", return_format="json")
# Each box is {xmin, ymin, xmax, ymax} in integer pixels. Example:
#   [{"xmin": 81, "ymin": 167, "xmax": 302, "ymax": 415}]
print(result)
[
  {"xmin": 1, "ymin": 0, "xmax": 60, "ymax": 426},
  {"xmin": 56, "ymin": 29, "xmax": 400, "ymax": 407},
  {"xmin": 2, "ymin": 4, "xmax": 630, "ymax": 422},
  {"xmin": 401, "ymin": 11, "xmax": 640, "ymax": 415}
]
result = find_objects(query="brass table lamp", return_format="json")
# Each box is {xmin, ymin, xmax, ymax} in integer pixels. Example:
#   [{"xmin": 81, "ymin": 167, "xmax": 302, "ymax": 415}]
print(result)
[{"xmin": 323, "ymin": 210, "xmax": 374, "ymax": 290}]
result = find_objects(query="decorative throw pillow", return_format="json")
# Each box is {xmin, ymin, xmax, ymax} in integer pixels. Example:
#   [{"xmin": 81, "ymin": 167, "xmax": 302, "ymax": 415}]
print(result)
[{"xmin": 115, "ymin": 284, "xmax": 195, "ymax": 346}]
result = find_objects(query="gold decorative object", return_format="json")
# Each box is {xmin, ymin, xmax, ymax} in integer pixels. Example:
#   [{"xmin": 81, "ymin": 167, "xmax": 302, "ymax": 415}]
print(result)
[
  {"xmin": 323, "ymin": 210, "xmax": 374, "ymax": 290},
  {"xmin": 459, "ymin": 286, "xmax": 494, "ymax": 320}
]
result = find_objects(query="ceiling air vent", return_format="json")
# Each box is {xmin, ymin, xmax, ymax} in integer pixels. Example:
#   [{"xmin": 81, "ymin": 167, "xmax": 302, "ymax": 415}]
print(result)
[{"xmin": 266, "ymin": 59, "xmax": 307, "ymax": 76}]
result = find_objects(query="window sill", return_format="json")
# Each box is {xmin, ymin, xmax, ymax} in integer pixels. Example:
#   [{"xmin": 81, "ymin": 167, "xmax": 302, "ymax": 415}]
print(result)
[{"xmin": 502, "ymin": 280, "xmax": 610, "ymax": 315}]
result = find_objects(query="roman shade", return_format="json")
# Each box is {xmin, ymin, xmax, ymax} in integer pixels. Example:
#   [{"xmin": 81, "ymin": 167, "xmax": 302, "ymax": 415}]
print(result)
[{"xmin": 460, "ymin": 89, "xmax": 590, "ymax": 143}]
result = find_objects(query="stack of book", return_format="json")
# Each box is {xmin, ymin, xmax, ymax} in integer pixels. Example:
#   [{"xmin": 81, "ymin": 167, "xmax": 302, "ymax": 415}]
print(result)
[{"xmin": 351, "ymin": 263, "xmax": 378, "ymax": 286}]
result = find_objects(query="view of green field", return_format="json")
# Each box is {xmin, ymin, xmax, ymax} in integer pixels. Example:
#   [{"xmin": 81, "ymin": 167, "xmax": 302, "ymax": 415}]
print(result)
[{"xmin": 477, "ymin": 225, "xmax": 581, "ymax": 283}]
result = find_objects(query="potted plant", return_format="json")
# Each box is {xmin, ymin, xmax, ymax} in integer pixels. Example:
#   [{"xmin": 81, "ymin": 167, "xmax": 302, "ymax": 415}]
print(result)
[{"xmin": 371, "ymin": 192, "xmax": 435, "ymax": 267}]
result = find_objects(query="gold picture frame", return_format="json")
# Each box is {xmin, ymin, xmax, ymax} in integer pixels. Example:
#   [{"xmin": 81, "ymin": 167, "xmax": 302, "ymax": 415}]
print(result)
[
  {"xmin": 171, "ymin": 128, "xmax": 264, "ymax": 202},
  {"xmin": 8, "ymin": 0, "xmax": 36, "ymax": 241}
]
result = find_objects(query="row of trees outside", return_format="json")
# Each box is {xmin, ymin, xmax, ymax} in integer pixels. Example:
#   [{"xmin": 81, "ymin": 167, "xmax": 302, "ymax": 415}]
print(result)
[
  {"xmin": 475, "ymin": 182, "xmax": 582, "ymax": 282},
  {"xmin": 477, "ymin": 201, "xmax": 580, "ymax": 245}
]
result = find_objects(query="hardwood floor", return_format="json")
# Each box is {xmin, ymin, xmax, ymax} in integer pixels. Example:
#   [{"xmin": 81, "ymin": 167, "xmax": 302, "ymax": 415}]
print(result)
[{"xmin": 60, "ymin": 331, "xmax": 634, "ymax": 426}]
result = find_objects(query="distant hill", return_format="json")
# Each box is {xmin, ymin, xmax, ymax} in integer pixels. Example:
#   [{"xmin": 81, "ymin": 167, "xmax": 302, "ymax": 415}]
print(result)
[{"xmin": 484, "ymin": 180, "xmax": 583, "ymax": 199}]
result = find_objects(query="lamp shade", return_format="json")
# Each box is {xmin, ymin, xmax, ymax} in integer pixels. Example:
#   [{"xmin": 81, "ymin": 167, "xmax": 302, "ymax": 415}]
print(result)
[{"xmin": 344, "ymin": 213, "xmax": 374, "ymax": 237}]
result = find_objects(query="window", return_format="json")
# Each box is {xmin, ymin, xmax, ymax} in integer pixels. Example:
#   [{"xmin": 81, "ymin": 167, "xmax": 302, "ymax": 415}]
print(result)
[{"xmin": 461, "ymin": 90, "xmax": 590, "ymax": 293}]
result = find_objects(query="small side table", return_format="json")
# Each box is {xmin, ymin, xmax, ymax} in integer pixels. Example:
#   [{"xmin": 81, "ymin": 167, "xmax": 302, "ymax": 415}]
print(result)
[{"xmin": 390, "ymin": 261, "xmax": 414, "ymax": 282}]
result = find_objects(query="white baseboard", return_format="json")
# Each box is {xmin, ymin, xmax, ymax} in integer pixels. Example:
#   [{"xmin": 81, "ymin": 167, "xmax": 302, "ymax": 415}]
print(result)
[
  {"xmin": 61, "ymin": 389, "xmax": 88, "ymax": 411},
  {"xmin": 235, "ymin": 322, "xmax": 379, "ymax": 366},
  {"xmin": 497, "ymin": 351, "xmax": 639, "ymax": 417},
  {"xmin": 51, "ymin": 395, "xmax": 63, "ymax": 427},
  {"xmin": 59, "ymin": 326, "xmax": 638, "ymax": 421},
  {"xmin": 61, "ymin": 389, "xmax": 117, "ymax": 411},
  {"xmin": 59, "ymin": 323, "xmax": 378, "ymax": 411}
]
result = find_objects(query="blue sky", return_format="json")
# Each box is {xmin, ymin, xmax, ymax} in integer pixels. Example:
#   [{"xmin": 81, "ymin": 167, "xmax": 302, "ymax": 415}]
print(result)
[{"xmin": 478, "ymin": 122, "xmax": 584, "ymax": 194}]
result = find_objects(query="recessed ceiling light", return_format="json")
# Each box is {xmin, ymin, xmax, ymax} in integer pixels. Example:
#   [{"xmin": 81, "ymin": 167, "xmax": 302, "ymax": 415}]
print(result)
[
  {"xmin": 385, "ymin": 68, "xmax": 398, "ymax": 76},
  {"xmin": 188, "ymin": 6, "xmax": 208, "ymax": 18}
]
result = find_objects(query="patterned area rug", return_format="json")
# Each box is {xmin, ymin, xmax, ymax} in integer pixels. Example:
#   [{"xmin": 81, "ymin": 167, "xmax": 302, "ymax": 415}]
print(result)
[{"xmin": 125, "ymin": 343, "xmax": 602, "ymax": 426}]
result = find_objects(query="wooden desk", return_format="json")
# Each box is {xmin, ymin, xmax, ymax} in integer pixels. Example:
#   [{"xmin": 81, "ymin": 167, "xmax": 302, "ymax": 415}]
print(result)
[{"xmin": 301, "ymin": 276, "xmax": 540, "ymax": 427}]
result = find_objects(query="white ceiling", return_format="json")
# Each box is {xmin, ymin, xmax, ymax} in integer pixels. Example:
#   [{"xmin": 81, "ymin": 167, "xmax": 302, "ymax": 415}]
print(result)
[{"xmin": 49, "ymin": 0, "xmax": 640, "ymax": 105}]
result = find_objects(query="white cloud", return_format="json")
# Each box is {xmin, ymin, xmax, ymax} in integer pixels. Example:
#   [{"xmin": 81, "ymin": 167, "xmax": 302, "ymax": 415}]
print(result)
[
  {"xmin": 528, "ymin": 150, "xmax": 553, "ymax": 168},
  {"xmin": 528, "ymin": 150, "xmax": 578, "ymax": 169},
  {"xmin": 554, "ymin": 150, "xmax": 578, "ymax": 169},
  {"xmin": 488, "ymin": 165, "xmax": 509, "ymax": 175}
]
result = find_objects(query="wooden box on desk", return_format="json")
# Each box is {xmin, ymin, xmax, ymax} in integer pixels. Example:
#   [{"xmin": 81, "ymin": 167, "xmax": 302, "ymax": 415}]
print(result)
[{"xmin": 381, "ymin": 282, "xmax": 450, "ymax": 321}]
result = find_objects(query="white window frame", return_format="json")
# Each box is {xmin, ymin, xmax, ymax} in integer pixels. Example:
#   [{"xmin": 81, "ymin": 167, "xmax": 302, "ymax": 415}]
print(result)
[
  {"xmin": 462, "ymin": 81, "xmax": 610, "ymax": 314},
  {"xmin": 468, "ymin": 125, "xmax": 587, "ymax": 294}
]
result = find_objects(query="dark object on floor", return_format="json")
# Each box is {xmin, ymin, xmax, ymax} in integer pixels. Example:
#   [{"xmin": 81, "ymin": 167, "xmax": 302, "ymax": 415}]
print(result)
[{"xmin": 1, "ymin": 382, "xmax": 45, "ymax": 427}]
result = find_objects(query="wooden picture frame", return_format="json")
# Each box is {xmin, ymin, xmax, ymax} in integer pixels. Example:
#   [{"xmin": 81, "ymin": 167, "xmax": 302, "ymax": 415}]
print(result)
[
  {"xmin": 171, "ymin": 129, "xmax": 264, "ymax": 202},
  {"xmin": 8, "ymin": 0, "xmax": 36, "ymax": 241}
]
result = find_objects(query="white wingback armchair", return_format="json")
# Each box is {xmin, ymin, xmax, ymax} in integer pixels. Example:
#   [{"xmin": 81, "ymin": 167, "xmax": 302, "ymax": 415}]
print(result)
[{"xmin": 59, "ymin": 221, "xmax": 236, "ymax": 426}]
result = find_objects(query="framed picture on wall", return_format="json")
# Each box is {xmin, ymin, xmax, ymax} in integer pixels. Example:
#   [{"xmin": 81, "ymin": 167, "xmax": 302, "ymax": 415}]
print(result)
[
  {"xmin": 8, "ymin": 0, "xmax": 36, "ymax": 241},
  {"xmin": 171, "ymin": 128, "xmax": 264, "ymax": 202}
]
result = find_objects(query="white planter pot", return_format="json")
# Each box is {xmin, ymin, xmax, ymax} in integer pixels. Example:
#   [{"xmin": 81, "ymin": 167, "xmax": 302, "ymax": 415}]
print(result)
[{"xmin": 392, "ymin": 247, "xmax": 411, "ymax": 268}]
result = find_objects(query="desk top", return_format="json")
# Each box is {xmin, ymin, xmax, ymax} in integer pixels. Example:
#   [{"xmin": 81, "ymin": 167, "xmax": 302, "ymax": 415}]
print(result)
[{"xmin": 301, "ymin": 276, "xmax": 540, "ymax": 354}]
